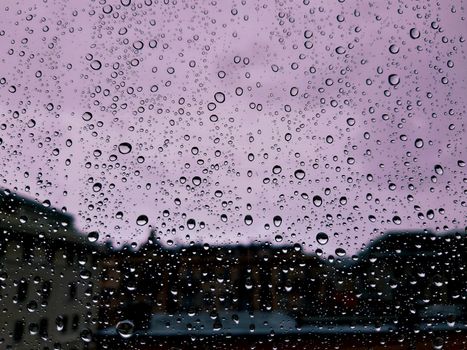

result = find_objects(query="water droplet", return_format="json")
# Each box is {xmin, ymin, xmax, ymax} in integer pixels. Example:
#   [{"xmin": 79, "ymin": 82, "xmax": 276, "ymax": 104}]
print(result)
[
  {"xmin": 274, "ymin": 234, "xmax": 283, "ymax": 242},
  {"xmin": 80, "ymin": 329, "xmax": 92, "ymax": 343},
  {"xmin": 244, "ymin": 215, "xmax": 253, "ymax": 226},
  {"xmin": 312, "ymin": 195, "xmax": 323, "ymax": 207},
  {"xmin": 116, "ymin": 320, "xmax": 135, "ymax": 339},
  {"xmin": 414, "ymin": 138, "xmax": 424, "ymax": 148},
  {"xmin": 87, "ymin": 231, "xmax": 99, "ymax": 242},
  {"xmin": 316, "ymin": 232, "xmax": 329, "ymax": 245},
  {"xmin": 27, "ymin": 300, "xmax": 38, "ymax": 312},
  {"xmin": 80, "ymin": 270, "xmax": 91, "ymax": 280},
  {"xmin": 118, "ymin": 142, "xmax": 132, "ymax": 154},
  {"xmin": 335, "ymin": 248, "xmax": 346, "ymax": 257},
  {"xmin": 294, "ymin": 169, "xmax": 305, "ymax": 180},
  {"xmin": 434, "ymin": 164, "xmax": 444, "ymax": 175},
  {"xmin": 432, "ymin": 336, "xmax": 444, "ymax": 349},
  {"xmin": 273, "ymin": 215, "xmax": 282, "ymax": 227},
  {"xmin": 426, "ymin": 209, "xmax": 435, "ymax": 220},
  {"xmin": 388, "ymin": 74, "xmax": 400, "ymax": 86},
  {"xmin": 56, "ymin": 316, "xmax": 65, "ymax": 331},
  {"xmin": 290, "ymin": 87, "xmax": 299, "ymax": 96},
  {"xmin": 392, "ymin": 216, "xmax": 402, "ymax": 225},
  {"xmin": 214, "ymin": 92, "xmax": 225, "ymax": 103},
  {"xmin": 409, "ymin": 27, "xmax": 421, "ymax": 39},
  {"xmin": 272, "ymin": 165, "xmax": 282, "ymax": 174},
  {"xmin": 187, "ymin": 218, "xmax": 196, "ymax": 230},
  {"xmin": 92, "ymin": 183, "xmax": 102, "ymax": 192},
  {"xmin": 335, "ymin": 46, "xmax": 346, "ymax": 54},
  {"xmin": 192, "ymin": 176, "xmax": 202, "ymax": 186},
  {"xmin": 388, "ymin": 44, "xmax": 399, "ymax": 54},
  {"xmin": 82, "ymin": 111, "xmax": 93, "ymax": 121},
  {"xmin": 90, "ymin": 60, "xmax": 102, "ymax": 70},
  {"xmin": 28, "ymin": 323, "xmax": 39, "ymax": 335},
  {"xmin": 136, "ymin": 215, "xmax": 148, "ymax": 226}
]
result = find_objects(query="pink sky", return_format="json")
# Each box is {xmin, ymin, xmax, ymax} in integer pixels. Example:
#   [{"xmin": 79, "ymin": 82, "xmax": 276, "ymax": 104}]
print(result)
[{"xmin": 0, "ymin": 0, "xmax": 465, "ymax": 255}]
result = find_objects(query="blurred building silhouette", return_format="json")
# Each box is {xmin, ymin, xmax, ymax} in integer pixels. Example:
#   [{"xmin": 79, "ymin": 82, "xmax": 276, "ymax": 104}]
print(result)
[
  {"xmin": 0, "ymin": 190, "xmax": 103, "ymax": 349},
  {"xmin": 343, "ymin": 230, "xmax": 467, "ymax": 331},
  {"xmin": 1, "ymin": 190, "xmax": 465, "ymax": 349},
  {"xmin": 98, "ymin": 231, "xmax": 330, "ymax": 331},
  {"xmin": 98, "ymin": 229, "xmax": 466, "ymax": 337}
]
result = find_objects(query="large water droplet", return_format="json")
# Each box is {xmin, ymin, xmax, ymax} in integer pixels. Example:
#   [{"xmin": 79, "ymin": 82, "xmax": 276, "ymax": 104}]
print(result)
[
  {"xmin": 214, "ymin": 92, "xmax": 225, "ymax": 103},
  {"xmin": 187, "ymin": 218, "xmax": 196, "ymax": 230},
  {"xmin": 192, "ymin": 176, "xmax": 202, "ymax": 186},
  {"xmin": 312, "ymin": 195, "xmax": 323, "ymax": 207},
  {"xmin": 409, "ymin": 27, "xmax": 421, "ymax": 39},
  {"xmin": 80, "ymin": 329, "xmax": 93, "ymax": 342},
  {"xmin": 82, "ymin": 111, "xmax": 93, "ymax": 121},
  {"xmin": 414, "ymin": 138, "xmax": 424, "ymax": 148},
  {"xmin": 244, "ymin": 215, "xmax": 253, "ymax": 226},
  {"xmin": 272, "ymin": 165, "xmax": 282, "ymax": 174},
  {"xmin": 294, "ymin": 169, "xmax": 305, "ymax": 180},
  {"xmin": 434, "ymin": 164, "xmax": 444, "ymax": 175},
  {"xmin": 136, "ymin": 215, "xmax": 148, "ymax": 226},
  {"xmin": 274, "ymin": 234, "xmax": 283, "ymax": 243},
  {"xmin": 56, "ymin": 316, "xmax": 65, "ymax": 331},
  {"xmin": 116, "ymin": 320, "xmax": 135, "ymax": 339},
  {"xmin": 335, "ymin": 248, "xmax": 346, "ymax": 257},
  {"xmin": 273, "ymin": 215, "xmax": 282, "ymax": 227},
  {"xmin": 118, "ymin": 142, "xmax": 132, "ymax": 154},
  {"xmin": 388, "ymin": 74, "xmax": 400, "ymax": 86},
  {"xmin": 316, "ymin": 232, "xmax": 328, "ymax": 245},
  {"xmin": 87, "ymin": 231, "xmax": 99, "ymax": 242},
  {"xmin": 90, "ymin": 60, "xmax": 102, "ymax": 70}
]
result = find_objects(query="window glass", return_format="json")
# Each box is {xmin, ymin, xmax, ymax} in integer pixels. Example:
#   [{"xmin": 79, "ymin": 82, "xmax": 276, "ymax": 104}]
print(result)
[{"xmin": 0, "ymin": 0, "xmax": 465, "ymax": 349}]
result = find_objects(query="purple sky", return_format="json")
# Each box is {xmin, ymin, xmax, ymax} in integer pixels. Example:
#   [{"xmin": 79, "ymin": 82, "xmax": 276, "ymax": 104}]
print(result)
[{"xmin": 0, "ymin": 0, "xmax": 465, "ymax": 255}]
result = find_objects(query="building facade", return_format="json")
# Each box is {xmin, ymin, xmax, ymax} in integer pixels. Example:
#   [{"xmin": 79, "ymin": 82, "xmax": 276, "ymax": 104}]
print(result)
[{"xmin": 0, "ymin": 190, "xmax": 103, "ymax": 349}]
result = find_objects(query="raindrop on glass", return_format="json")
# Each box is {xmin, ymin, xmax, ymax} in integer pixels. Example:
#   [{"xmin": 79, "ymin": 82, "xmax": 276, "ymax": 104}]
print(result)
[
  {"xmin": 116, "ymin": 320, "xmax": 135, "ymax": 339},
  {"xmin": 136, "ymin": 215, "xmax": 148, "ymax": 226},
  {"xmin": 316, "ymin": 232, "xmax": 329, "ymax": 245},
  {"xmin": 118, "ymin": 142, "xmax": 132, "ymax": 154}
]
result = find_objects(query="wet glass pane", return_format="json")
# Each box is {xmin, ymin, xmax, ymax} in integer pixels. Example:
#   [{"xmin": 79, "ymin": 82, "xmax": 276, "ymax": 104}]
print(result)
[{"xmin": 0, "ymin": 0, "xmax": 465, "ymax": 349}]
